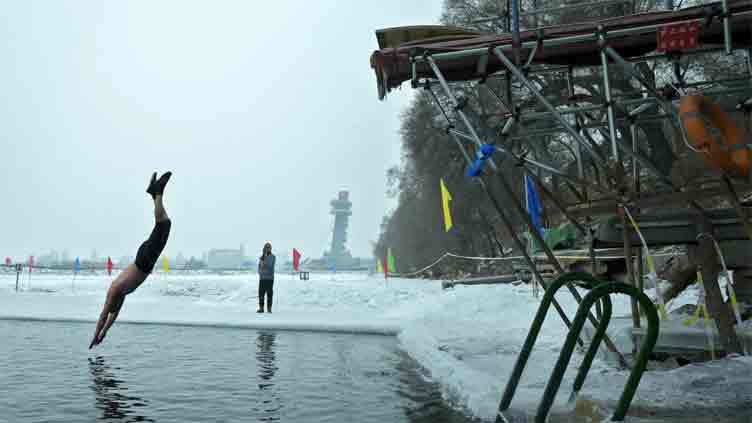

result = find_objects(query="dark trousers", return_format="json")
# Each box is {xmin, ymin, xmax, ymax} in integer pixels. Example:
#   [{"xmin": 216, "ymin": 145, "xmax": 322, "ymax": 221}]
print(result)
[{"xmin": 259, "ymin": 279, "xmax": 274, "ymax": 311}]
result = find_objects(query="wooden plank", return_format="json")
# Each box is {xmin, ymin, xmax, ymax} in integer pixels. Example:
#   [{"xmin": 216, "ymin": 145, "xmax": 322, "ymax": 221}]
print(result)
[{"xmin": 442, "ymin": 274, "xmax": 518, "ymax": 289}]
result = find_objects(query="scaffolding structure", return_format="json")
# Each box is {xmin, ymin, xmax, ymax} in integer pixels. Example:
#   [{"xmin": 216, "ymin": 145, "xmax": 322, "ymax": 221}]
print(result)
[{"xmin": 370, "ymin": 0, "xmax": 752, "ymax": 420}]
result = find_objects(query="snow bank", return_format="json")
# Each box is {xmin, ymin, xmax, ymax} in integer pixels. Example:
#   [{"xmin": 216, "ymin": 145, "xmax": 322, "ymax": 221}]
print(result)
[{"xmin": 2, "ymin": 271, "xmax": 751, "ymax": 421}]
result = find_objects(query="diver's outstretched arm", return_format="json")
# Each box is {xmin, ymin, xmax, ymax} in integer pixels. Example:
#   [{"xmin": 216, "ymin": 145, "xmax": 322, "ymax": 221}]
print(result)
[
  {"xmin": 89, "ymin": 286, "xmax": 123, "ymax": 349},
  {"xmin": 95, "ymin": 295, "xmax": 125, "ymax": 346}
]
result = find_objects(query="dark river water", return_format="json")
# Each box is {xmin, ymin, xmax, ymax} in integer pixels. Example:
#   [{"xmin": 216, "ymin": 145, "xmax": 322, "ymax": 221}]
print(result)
[{"xmin": 0, "ymin": 320, "xmax": 476, "ymax": 423}]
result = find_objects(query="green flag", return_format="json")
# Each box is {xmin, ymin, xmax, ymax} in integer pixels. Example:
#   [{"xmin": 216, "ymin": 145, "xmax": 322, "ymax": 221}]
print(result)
[{"xmin": 387, "ymin": 248, "xmax": 396, "ymax": 273}]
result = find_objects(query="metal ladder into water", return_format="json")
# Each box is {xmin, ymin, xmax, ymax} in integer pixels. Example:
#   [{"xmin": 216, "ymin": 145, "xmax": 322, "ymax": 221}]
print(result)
[{"xmin": 496, "ymin": 272, "xmax": 660, "ymax": 423}]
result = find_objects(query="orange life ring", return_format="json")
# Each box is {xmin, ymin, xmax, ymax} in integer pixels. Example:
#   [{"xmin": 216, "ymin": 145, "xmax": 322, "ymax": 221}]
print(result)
[{"xmin": 679, "ymin": 95, "xmax": 750, "ymax": 177}]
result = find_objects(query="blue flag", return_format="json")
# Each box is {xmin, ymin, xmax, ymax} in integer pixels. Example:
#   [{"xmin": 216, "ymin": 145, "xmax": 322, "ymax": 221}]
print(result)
[
  {"xmin": 525, "ymin": 175, "xmax": 544, "ymax": 237},
  {"xmin": 74, "ymin": 257, "xmax": 80, "ymax": 273}
]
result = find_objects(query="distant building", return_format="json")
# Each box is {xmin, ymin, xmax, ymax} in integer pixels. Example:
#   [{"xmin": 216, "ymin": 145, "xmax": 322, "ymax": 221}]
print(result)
[
  {"xmin": 207, "ymin": 247, "xmax": 244, "ymax": 270},
  {"xmin": 37, "ymin": 250, "xmax": 60, "ymax": 266},
  {"xmin": 176, "ymin": 252, "xmax": 186, "ymax": 267}
]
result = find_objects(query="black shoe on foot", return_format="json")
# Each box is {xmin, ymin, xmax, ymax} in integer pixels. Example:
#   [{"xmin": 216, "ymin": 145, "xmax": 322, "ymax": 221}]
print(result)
[
  {"xmin": 257, "ymin": 308, "xmax": 264, "ymax": 313},
  {"xmin": 146, "ymin": 172, "xmax": 157, "ymax": 199},
  {"xmin": 148, "ymin": 171, "xmax": 172, "ymax": 198}
]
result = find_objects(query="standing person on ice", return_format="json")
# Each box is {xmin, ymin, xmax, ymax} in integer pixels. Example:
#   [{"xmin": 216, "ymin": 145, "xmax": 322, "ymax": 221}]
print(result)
[
  {"xmin": 89, "ymin": 171, "xmax": 172, "ymax": 349},
  {"xmin": 257, "ymin": 243, "xmax": 276, "ymax": 313}
]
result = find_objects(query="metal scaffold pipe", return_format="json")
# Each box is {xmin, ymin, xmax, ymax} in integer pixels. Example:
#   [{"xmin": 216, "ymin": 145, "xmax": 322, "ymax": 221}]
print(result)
[
  {"xmin": 426, "ymin": 56, "xmax": 498, "ymax": 172},
  {"xmin": 492, "ymin": 47, "xmax": 604, "ymax": 165},
  {"xmin": 598, "ymin": 27, "xmax": 620, "ymax": 162},
  {"xmin": 722, "ymin": 0, "xmax": 733, "ymax": 54}
]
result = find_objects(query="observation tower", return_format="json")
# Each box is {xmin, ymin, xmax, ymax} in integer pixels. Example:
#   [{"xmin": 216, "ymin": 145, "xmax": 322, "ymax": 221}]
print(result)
[{"xmin": 328, "ymin": 190, "xmax": 352, "ymax": 263}]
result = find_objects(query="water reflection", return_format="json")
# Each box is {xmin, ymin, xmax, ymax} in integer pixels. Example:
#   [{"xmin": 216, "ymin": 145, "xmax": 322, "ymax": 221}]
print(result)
[
  {"xmin": 88, "ymin": 356, "xmax": 153, "ymax": 422},
  {"xmin": 254, "ymin": 331, "xmax": 282, "ymax": 421}
]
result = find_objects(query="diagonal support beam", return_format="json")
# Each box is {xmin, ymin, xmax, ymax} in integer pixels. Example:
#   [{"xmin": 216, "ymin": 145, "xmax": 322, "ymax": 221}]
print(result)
[
  {"xmin": 446, "ymin": 105, "xmax": 611, "ymax": 195},
  {"xmin": 602, "ymin": 46, "xmax": 694, "ymax": 149},
  {"xmin": 493, "ymin": 47, "xmax": 614, "ymax": 170},
  {"xmin": 426, "ymin": 56, "xmax": 499, "ymax": 172},
  {"xmin": 490, "ymin": 167, "xmax": 629, "ymax": 367},
  {"xmin": 478, "ymin": 78, "xmax": 612, "ymax": 195},
  {"xmin": 425, "ymin": 60, "xmax": 628, "ymax": 366},
  {"xmin": 445, "ymin": 130, "xmax": 583, "ymax": 346}
]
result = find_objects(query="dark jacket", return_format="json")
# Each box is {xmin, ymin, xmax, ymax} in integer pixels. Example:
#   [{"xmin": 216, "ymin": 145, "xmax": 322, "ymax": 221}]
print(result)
[{"xmin": 258, "ymin": 254, "xmax": 276, "ymax": 280}]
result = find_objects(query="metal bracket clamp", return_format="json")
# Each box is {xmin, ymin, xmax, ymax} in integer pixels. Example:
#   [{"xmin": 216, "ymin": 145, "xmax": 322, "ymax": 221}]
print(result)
[
  {"xmin": 703, "ymin": 3, "xmax": 731, "ymax": 28},
  {"xmin": 522, "ymin": 30, "xmax": 545, "ymax": 70},
  {"xmin": 454, "ymin": 95, "xmax": 469, "ymax": 112},
  {"xmin": 408, "ymin": 48, "xmax": 423, "ymax": 89},
  {"xmin": 736, "ymin": 98, "xmax": 752, "ymax": 113},
  {"xmin": 477, "ymin": 46, "xmax": 495, "ymax": 84},
  {"xmin": 702, "ymin": 3, "xmax": 725, "ymax": 28},
  {"xmin": 668, "ymin": 52, "xmax": 686, "ymax": 88},
  {"xmin": 595, "ymin": 25, "xmax": 608, "ymax": 50},
  {"xmin": 514, "ymin": 150, "xmax": 530, "ymax": 167}
]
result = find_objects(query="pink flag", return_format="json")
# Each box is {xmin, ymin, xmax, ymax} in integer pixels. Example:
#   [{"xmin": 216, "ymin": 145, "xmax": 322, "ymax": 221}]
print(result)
[
  {"xmin": 29, "ymin": 256, "xmax": 34, "ymax": 273},
  {"xmin": 383, "ymin": 256, "xmax": 388, "ymax": 280},
  {"xmin": 4, "ymin": 257, "xmax": 10, "ymax": 266},
  {"xmin": 292, "ymin": 248, "xmax": 301, "ymax": 272},
  {"xmin": 106, "ymin": 257, "xmax": 113, "ymax": 276}
]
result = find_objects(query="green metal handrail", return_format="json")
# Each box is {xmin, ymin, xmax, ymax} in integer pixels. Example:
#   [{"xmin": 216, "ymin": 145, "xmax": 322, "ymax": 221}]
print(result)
[
  {"xmin": 496, "ymin": 272, "xmax": 602, "ymax": 417},
  {"xmin": 496, "ymin": 272, "xmax": 660, "ymax": 423},
  {"xmin": 536, "ymin": 281, "xmax": 659, "ymax": 422}
]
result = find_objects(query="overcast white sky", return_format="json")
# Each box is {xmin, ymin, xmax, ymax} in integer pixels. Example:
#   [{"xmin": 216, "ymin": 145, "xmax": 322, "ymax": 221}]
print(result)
[{"xmin": 1, "ymin": 1, "xmax": 442, "ymax": 261}]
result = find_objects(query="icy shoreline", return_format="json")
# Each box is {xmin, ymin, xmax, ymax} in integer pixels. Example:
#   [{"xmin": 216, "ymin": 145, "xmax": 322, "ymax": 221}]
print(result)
[{"xmin": 2, "ymin": 271, "xmax": 751, "ymax": 421}]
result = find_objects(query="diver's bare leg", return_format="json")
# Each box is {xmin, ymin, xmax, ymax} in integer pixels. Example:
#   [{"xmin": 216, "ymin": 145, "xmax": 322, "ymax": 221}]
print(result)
[{"xmin": 154, "ymin": 194, "xmax": 168, "ymax": 222}]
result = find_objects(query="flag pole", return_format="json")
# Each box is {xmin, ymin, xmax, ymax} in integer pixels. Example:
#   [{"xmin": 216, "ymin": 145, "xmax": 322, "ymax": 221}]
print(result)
[
  {"xmin": 27, "ymin": 256, "xmax": 33, "ymax": 290},
  {"xmin": 524, "ymin": 176, "xmax": 539, "ymax": 298}
]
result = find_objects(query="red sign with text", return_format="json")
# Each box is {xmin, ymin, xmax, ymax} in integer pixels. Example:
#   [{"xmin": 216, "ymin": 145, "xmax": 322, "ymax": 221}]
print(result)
[{"xmin": 657, "ymin": 22, "xmax": 700, "ymax": 53}]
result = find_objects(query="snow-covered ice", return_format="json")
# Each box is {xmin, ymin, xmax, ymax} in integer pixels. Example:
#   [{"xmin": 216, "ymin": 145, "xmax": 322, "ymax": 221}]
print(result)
[{"xmin": 2, "ymin": 270, "xmax": 751, "ymax": 422}]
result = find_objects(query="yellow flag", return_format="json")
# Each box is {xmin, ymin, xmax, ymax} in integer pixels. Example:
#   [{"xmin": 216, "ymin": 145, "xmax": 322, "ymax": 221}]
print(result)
[
  {"xmin": 162, "ymin": 255, "xmax": 170, "ymax": 273},
  {"xmin": 440, "ymin": 178, "xmax": 453, "ymax": 232},
  {"xmin": 376, "ymin": 259, "xmax": 383, "ymax": 274}
]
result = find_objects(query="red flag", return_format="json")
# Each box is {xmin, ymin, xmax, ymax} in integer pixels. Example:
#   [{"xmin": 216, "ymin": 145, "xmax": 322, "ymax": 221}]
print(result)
[
  {"xmin": 106, "ymin": 257, "xmax": 113, "ymax": 276},
  {"xmin": 4, "ymin": 257, "xmax": 10, "ymax": 266},
  {"xmin": 292, "ymin": 248, "xmax": 301, "ymax": 272},
  {"xmin": 383, "ymin": 256, "xmax": 388, "ymax": 279},
  {"xmin": 29, "ymin": 256, "xmax": 34, "ymax": 273}
]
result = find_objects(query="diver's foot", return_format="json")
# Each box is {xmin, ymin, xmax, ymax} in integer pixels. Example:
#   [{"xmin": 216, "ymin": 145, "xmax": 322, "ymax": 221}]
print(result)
[
  {"xmin": 148, "ymin": 171, "xmax": 172, "ymax": 198},
  {"xmin": 146, "ymin": 172, "xmax": 158, "ymax": 199}
]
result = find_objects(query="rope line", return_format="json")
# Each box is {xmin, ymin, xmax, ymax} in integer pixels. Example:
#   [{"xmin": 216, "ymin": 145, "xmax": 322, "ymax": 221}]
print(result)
[
  {"xmin": 696, "ymin": 232, "xmax": 748, "ymax": 355},
  {"xmin": 388, "ymin": 248, "xmax": 682, "ymax": 278},
  {"xmin": 622, "ymin": 205, "xmax": 670, "ymax": 320}
]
